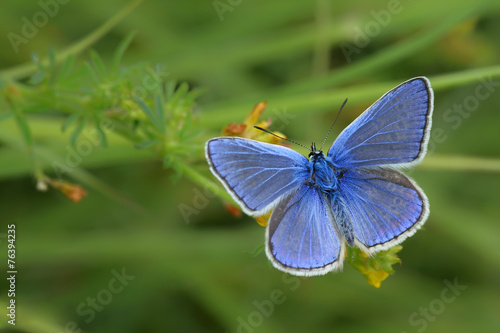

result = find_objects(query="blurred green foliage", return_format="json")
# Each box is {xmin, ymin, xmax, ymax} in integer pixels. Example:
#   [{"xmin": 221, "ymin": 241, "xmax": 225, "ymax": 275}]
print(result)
[{"xmin": 1, "ymin": 0, "xmax": 500, "ymax": 332}]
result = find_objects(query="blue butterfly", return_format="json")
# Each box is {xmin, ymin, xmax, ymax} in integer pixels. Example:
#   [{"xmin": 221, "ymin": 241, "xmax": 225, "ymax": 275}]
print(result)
[{"xmin": 205, "ymin": 77, "xmax": 433, "ymax": 276}]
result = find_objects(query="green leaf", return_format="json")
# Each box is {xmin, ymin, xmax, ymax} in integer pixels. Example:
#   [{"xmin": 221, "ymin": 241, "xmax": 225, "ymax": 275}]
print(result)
[
  {"xmin": 48, "ymin": 46, "xmax": 56, "ymax": 72},
  {"xmin": 57, "ymin": 55, "xmax": 76, "ymax": 82},
  {"xmin": 70, "ymin": 118, "xmax": 86, "ymax": 147},
  {"xmin": 89, "ymin": 49, "xmax": 108, "ymax": 81},
  {"xmin": 30, "ymin": 52, "xmax": 44, "ymax": 72},
  {"xmin": 84, "ymin": 61, "xmax": 101, "ymax": 85},
  {"xmin": 178, "ymin": 112, "xmax": 196, "ymax": 141},
  {"xmin": 145, "ymin": 65, "xmax": 163, "ymax": 94},
  {"xmin": 28, "ymin": 72, "xmax": 46, "ymax": 86},
  {"xmin": 135, "ymin": 139, "xmax": 159, "ymax": 149},
  {"xmin": 61, "ymin": 112, "xmax": 82, "ymax": 132},
  {"xmin": 93, "ymin": 114, "xmax": 108, "ymax": 148},
  {"xmin": 165, "ymin": 80, "xmax": 176, "ymax": 100},
  {"xmin": 154, "ymin": 94, "xmax": 165, "ymax": 134},
  {"xmin": 111, "ymin": 32, "xmax": 137, "ymax": 75},
  {"xmin": 244, "ymin": 244, "xmax": 265, "ymax": 257},
  {"xmin": 134, "ymin": 96, "xmax": 163, "ymax": 133},
  {"xmin": 171, "ymin": 82, "xmax": 189, "ymax": 105},
  {"xmin": 13, "ymin": 109, "xmax": 33, "ymax": 147}
]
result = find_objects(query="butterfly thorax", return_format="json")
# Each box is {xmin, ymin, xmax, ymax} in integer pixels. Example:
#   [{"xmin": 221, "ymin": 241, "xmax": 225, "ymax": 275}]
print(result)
[
  {"xmin": 308, "ymin": 146, "xmax": 355, "ymax": 245},
  {"xmin": 308, "ymin": 145, "xmax": 338, "ymax": 193}
]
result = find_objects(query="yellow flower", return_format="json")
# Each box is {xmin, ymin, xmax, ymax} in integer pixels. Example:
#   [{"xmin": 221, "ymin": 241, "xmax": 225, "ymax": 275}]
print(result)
[
  {"xmin": 255, "ymin": 212, "xmax": 271, "ymax": 227},
  {"xmin": 222, "ymin": 101, "xmax": 288, "ymax": 144}
]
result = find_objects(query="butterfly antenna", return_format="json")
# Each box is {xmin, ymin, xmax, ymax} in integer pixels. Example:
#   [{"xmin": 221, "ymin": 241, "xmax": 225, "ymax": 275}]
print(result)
[
  {"xmin": 254, "ymin": 126, "xmax": 310, "ymax": 151},
  {"xmin": 319, "ymin": 98, "xmax": 348, "ymax": 150}
]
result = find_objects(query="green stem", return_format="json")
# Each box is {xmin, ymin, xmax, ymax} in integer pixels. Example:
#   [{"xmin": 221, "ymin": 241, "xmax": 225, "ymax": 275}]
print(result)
[
  {"xmin": 419, "ymin": 155, "xmax": 500, "ymax": 173},
  {"xmin": 200, "ymin": 64, "xmax": 500, "ymax": 129},
  {"xmin": 431, "ymin": 65, "xmax": 500, "ymax": 90},
  {"xmin": 0, "ymin": 0, "xmax": 144, "ymax": 80},
  {"xmin": 170, "ymin": 158, "xmax": 236, "ymax": 206},
  {"xmin": 277, "ymin": 5, "xmax": 480, "ymax": 96}
]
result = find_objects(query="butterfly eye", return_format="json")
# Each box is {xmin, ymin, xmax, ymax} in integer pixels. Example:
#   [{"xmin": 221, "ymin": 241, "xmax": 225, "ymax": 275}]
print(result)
[
  {"xmin": 308, "ymin": 150, "xmax": 324, "ymax": 161},
  {"xmin": 308, "ymin": 150, "xmax": 318, "ymax": 157}
]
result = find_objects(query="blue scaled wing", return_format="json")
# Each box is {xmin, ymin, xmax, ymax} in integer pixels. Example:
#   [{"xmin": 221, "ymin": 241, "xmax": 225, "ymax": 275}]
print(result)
[
  {"xmin": 206, "ymin": 137, "xmax": 310, "ymax": 216},
  {"xmin": 329, "ymin": 77, "xmax": 433, "ymax": 168},
  {"xmin": 338, "ymin": 167, "xmax": 429, "ymax": 253},
  {"xmin": 266, "ymin": 184, "xmax": 344, "ymax": 276}
]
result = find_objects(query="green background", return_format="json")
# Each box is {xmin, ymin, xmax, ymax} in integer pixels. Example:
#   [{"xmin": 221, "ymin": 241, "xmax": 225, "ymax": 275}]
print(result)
[{"xmin": 1, "ymin": 0, "xmax": 500, "ymax": 332}]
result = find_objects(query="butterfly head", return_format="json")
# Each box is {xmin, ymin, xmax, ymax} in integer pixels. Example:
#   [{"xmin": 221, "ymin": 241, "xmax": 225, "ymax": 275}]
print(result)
[{"xmin": 308, "ymin": 142, "xmax": 324, "ymax": 162}]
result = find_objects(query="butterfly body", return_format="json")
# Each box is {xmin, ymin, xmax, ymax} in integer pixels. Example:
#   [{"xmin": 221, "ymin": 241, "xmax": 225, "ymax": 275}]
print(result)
[
  {"xmin": 307, "ymin": 147, "xmax": 356, "ymax": 246},
  {"xmin": 307, "ymin": 147, "xmax": 338, "ymax": 192},
  {"xmin": 206, "ymin": 77, "xmax": 433, "ymax": 276}
]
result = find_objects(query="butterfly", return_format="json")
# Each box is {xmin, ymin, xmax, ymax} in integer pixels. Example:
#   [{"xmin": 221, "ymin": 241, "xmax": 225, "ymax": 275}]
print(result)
[{"xmin": 205, "ymin": 77, "xmax": 433, "ymax": 276}]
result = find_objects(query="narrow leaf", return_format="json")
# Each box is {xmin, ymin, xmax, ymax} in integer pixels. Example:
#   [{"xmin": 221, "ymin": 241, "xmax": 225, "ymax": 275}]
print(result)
[
  {"xmin": 89, "ymin": 49, "xmax": 108, "ymax": 80},
  {"xmin": 57, "ymin": 55, "xmax": 76, "ymax": 82},
  {"xmin": 111, "ymin": 32, "xmax": 137, "ymax": 75},
  {"xmin": 62, "ymin": 112, "xmax": 82, "ymax": 132},
  {"xmin": 133, "ymin": 96, "xmax": 163, "ymax": 132},
  {"xmin": 135, "ymin": 139, "xmax": 159, "ymax": 149},
  {"xmin": 28, "ymin": 72, "xmax": 46, "ymax": 86},
  {"xmin": 94, "ymin": 114, "xmax": 108, "ymax": 148},
  {"xmin": 154, "ymin": 94, "xmax": 165, "ymax": 134},
  {"xmin": 84, "ymin": 61, "xmax": 100, "ymax": 85},
  {"xmin": 70, "ymin": 118, "xmax": 86, "ymax": 147},
  {"xmin": 13, "ymin": 110, "xmax": 33, "ymax": 147},
  {"xmin": 48, "ymin": 46, "xmax": 56, "ymax": 72}
]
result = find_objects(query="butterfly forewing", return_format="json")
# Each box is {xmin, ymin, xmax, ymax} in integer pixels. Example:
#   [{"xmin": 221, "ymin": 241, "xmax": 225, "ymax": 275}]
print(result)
[
  {"xmin": 329, "ymin": 77, "xmax": 433, "ymax": 168},
  {"xmin": 206, "ymin": 137, "xmax": 309, "ymax": 216}
]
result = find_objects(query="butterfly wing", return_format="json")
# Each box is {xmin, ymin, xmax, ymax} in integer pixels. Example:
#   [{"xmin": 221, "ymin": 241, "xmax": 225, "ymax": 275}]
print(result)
[
  {"xmin": 337, "ymin": 167, "xmax": 429, "ymax": 253},
  {"xmin": 328, "ymin": 77, "xmax": 433, "ymax": 168},
  {"xmin": 206, "ymin": 137, "xmax": 310, "ymax": 216},
  {"xmin": 266, "ymin": 184, "xmax": 344, "ymax": 276}
]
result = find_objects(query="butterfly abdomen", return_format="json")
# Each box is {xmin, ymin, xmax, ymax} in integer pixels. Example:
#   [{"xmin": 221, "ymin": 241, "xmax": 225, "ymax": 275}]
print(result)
[{"xmin": 328, "ymin": 194, "xmax": 355, "ymax": 247}]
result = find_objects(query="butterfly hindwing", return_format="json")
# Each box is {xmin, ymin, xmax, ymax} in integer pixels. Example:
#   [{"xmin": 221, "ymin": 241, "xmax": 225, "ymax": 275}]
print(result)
[
  {"xmin": 206, "ymin": 137, "xmax": 310, "ymax": 216},
  {"xmin": 266, "ymin": 184, "xmax": 344, "ymax": 276},
  {"xmin": 338, "ymin": 167, "xmax": 429, "ymax": 253},
  {"xmin": 329, "ymin": 77, "xmax": 433, "ymax": 168}
]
